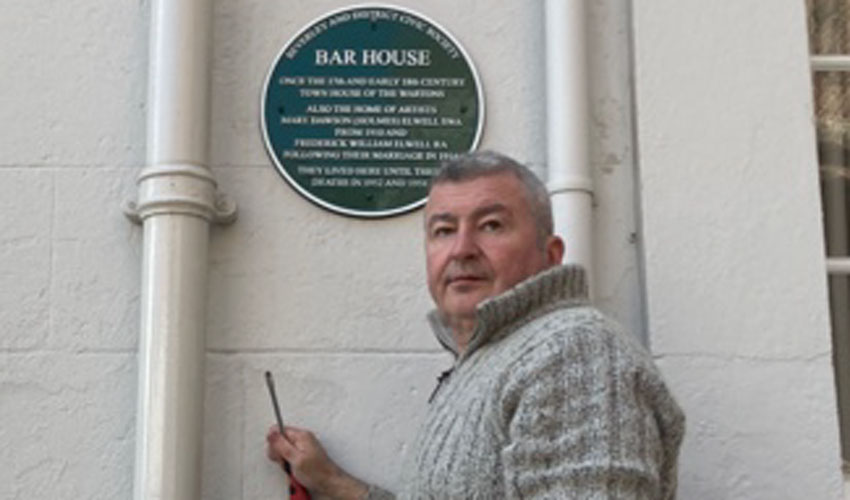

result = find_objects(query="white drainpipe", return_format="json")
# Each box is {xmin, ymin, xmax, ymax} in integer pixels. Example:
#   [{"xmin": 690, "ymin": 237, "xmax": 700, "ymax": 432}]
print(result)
[
  {"xmin": 544, "ymin": 0, "xmax": 594, "ymax": 294},
  {"xmin": 124, "ymin": 0, "xmax": 236, "ymax": 499}
]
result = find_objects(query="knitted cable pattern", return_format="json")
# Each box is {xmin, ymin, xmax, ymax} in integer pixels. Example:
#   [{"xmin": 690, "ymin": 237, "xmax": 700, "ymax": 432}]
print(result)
[{"xmin": 366, "ymin": 265, "xmax": 684, "ymax": 500}]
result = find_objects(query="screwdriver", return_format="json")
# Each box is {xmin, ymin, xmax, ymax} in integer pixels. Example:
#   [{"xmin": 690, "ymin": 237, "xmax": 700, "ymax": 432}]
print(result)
[{"xmin": 265, "ymin": 371, "xmax": 312, "ymax": 500}]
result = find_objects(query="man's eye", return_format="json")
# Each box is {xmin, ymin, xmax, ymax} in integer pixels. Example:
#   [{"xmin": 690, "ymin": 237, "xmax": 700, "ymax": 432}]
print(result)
[
  {"xmin": 481, "ymin": 220, "xmax": 502, "ymax": 232},
  {"xmin": 432, "ymin": 226, "xmax": 454, "ymax": 237}
]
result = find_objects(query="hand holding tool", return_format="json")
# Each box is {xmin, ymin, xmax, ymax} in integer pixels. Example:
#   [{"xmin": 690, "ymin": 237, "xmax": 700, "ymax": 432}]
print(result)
[{"xmin": 265, "ymin": 371, "xmax": 312, "ymax": 500}]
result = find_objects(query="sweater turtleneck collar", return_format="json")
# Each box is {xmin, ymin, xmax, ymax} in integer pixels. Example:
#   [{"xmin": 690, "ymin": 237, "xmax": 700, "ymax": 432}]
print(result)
[{"xmin": 427, "ymin": 264, "xmax": 590, "ymax": 360}]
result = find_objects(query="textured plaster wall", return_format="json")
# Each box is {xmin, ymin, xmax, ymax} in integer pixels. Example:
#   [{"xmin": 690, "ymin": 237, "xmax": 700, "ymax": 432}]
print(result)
[
  {"xmin": 203, "ymin": 0, "xmax": 643, "ymax": 497},
  {"xmin": 631, "ymin": 0, "xmax": 844, "ymax": 498},
  {"xmin": 204, "ymin": 2, "xmax": 544, "ymax": 495},
  {"xmin": 4, "ymin": 0, "xmax": 845, "ymax": 498},
  {"xmin": 0, "ymin": 1, "xmax": 640, "ymax": 499},
  {"xmin": 0, "ymin": 1, "xmax": 147, "ymax": 499}
]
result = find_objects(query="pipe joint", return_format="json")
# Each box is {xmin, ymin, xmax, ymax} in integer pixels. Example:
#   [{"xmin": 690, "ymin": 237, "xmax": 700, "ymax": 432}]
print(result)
[
  {"xmin": 124, "ymin": 163, "xmax": 237, "ymax": 224},
  {"xmin": 548, "ymin": 176, "xmax": 595, "ymax": 197}
]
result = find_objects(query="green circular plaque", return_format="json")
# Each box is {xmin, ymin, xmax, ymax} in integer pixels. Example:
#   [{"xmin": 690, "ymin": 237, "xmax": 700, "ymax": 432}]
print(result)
[{"xmin": 261, "ymin": 5, "xmax": 484, "ymax": 218}]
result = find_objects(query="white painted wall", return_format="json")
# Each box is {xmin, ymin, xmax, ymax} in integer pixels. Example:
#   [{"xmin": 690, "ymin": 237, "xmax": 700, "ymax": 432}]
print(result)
[
  {"xmin": 631, "ymin": 0, "xmax": 844, "ymax": 498},
  {"xmin": 203, "ymin": 1, "xmax": 642, "ymax": 497},
  {"xmin": 0, "ymin": 1, "xmax": 637, "ymax": 497},
  {"xmin": 3, "ymin": 0, "xmax": 842, "ymax": 498},
  {"xmin": 0, "ymin": 1, "xmax": 146, "ymax": 498}
]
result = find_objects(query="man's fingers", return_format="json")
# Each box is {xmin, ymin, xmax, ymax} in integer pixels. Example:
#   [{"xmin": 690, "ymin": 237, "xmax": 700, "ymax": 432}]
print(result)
[
  {"xmin": 266, "ymin": 423, "xmax": 326, "ymax": 471},
  {"xmin": 267, "ymin": 427, "xmax": 298, "ymax": 462},
  {"xmin": 283, "ymin": 426, "xmax": 316, "ymax": 446},
  {"xmin": 266, "ymin": 444, "xmax": 276, "ymax": 462},
  {"xmin": 266, "ymin": 439, "xmax": 285, "ymax": 463}
]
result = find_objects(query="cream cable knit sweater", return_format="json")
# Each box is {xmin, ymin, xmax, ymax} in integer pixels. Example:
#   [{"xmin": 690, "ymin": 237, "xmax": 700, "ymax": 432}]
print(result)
[{"xmin": 366, "ymin": 265, "xmax": 684, "ymax": 499}]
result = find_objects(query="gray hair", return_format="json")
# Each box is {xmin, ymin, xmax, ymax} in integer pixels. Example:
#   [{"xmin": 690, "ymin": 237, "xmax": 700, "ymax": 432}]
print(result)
[{"xmin": 429, "ymin": 150, "xmax": 554, "ymax": 247}]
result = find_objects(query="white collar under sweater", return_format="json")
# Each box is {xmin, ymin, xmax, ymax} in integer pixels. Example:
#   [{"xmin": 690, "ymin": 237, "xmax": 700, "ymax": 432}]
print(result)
[{"xmin": 426, "ymin": 264, "xmax": 590, "ymax": 361}]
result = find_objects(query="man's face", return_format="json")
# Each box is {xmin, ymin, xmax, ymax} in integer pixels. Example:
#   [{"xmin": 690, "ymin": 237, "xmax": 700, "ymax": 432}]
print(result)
[{"xmin": 424, "ymin": 172, "xmax": 564, "ymax": 327}]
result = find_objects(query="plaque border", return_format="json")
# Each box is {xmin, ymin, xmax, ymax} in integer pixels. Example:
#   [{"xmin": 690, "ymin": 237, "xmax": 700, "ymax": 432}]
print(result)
[{"xmin": 260, "ymin": 3, "xmax": 486, "ymax": 218}]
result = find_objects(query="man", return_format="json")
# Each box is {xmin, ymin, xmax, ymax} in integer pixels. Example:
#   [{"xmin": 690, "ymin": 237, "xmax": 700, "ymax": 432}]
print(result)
[{"xmin": 267, "ymin": 151, "xmax": 685, "ymax": 499}]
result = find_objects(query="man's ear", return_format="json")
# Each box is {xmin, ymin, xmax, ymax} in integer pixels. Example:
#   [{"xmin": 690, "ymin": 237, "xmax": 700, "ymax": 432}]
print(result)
[{"xmin": 545, "ymin": 235, "xmax": 565, "ymax": 267}]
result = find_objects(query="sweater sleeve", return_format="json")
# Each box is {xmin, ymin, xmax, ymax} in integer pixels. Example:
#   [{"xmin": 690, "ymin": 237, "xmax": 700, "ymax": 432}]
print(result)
[{"xmin": 498, "ymin": 323, "xmax": 684, "ymax": 499}]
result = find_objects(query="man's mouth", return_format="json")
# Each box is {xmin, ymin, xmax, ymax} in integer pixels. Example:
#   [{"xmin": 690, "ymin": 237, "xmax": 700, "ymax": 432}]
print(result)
[{"xmin": 446, "ymin": 274, "xmax": 486, "ymax": 286}]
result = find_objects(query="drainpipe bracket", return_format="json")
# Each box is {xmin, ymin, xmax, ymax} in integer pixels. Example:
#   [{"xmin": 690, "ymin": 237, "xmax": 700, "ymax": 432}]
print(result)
[
  {"xmin": 212, "ymin": 192, "xmax": 238, "ymax": 225},
  {"xmin": 123, "ymin": 199, "xmax": 143, "ymax": 224},
  {"xmin": 124, "ymin": 163, "xmax": 238, "ymax": 224}
]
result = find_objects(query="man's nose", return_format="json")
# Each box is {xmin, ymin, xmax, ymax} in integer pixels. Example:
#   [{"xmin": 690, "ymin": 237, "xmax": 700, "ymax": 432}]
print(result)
[{"xmin": 449, "ymin": 226, "xmax": 480, "ymax": 259}]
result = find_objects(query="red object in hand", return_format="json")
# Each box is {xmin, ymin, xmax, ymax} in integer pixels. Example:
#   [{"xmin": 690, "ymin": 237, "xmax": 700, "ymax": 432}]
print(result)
[
  {"xmin": 281, "ymin": 460, "xmax": 311, "ymax": 500},
  {"xmin": 287, "ymin": 474, "xmax": 311, "ymax": 500}
]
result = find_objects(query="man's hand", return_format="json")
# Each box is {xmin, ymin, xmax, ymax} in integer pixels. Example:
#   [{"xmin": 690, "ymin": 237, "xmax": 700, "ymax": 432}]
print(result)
[{"xmin": 266, "ymin": 425, "xmax": 369, "ymax": 500}]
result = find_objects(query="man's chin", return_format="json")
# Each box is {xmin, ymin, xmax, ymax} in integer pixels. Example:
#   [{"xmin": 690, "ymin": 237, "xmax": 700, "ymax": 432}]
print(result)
[{"xmin": 442, "ymin": 293, "xmax": 491, "ymax": 317}]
